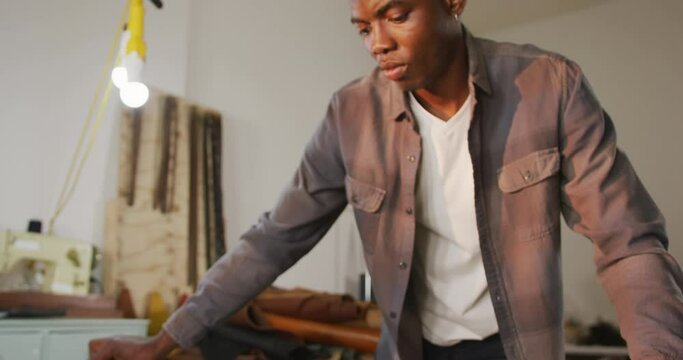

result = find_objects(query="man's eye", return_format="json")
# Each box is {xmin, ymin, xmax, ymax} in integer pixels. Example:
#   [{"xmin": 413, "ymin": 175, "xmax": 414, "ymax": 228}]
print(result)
[
  {"xmin": 388, "ymin": 12, "xmax": 409, "ymax": 23},
  {"xmin": 358, "ymin": 27, "xmax": 371, "ymax": 37}
]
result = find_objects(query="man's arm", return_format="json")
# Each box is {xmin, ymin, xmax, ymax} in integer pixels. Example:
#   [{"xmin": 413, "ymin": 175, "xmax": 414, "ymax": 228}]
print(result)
[{"xmin": 558, "ymin": 60, "xmax": 683, "ymax": 359}]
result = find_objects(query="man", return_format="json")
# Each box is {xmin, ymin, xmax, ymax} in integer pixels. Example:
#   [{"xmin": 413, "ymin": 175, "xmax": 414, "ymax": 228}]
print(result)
[{"xmin": 90, "ymin": 0, "xmax": 683, "ymax": 359}]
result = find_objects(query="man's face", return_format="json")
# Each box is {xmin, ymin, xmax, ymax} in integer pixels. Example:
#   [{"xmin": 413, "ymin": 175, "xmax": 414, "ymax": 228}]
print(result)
[{"xmin": 350, "ymin": 0, "xmax": 460, "ymax": 91}]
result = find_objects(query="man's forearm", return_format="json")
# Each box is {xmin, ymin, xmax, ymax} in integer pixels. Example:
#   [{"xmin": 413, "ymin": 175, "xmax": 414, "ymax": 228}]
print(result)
[{"xmin": 152, "ymin": 330, "xmax": 178, "ymax": 355}]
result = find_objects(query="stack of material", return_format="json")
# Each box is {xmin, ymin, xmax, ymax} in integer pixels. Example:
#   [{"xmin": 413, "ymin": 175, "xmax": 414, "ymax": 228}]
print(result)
[
  {"xmin": 200, "ymin": 287, "xmax": 382, "ymax": 360},
  {"xmin": 104, "ymin": 89, "xmax": 225, "ymax": 328}
]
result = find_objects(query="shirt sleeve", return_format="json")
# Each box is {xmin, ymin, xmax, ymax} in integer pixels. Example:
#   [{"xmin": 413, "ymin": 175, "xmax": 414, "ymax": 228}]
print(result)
[
  {"xmin": 163, "ymin": 94, "xmax": 348, "ymax": 349},
  {"xmin": 558, "ymin": 60, "xmax": 683, "ymax": 359}
]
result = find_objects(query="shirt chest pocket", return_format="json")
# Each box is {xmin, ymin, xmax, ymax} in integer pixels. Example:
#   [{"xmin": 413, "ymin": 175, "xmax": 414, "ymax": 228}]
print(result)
[
  {"xmin": 497, "ymin": 147, "xmax": 560, "ymax": 193},
  {"xmin": 345, "ymin": 175, "xmax": 386, "ymax": 254},
  {"xmin": 345, "ymin": 175, "xmax": 386, "ymax": 213},
  {"xmin": 497, "ymin": 147, "xmax": 561, "ymax": 241}
]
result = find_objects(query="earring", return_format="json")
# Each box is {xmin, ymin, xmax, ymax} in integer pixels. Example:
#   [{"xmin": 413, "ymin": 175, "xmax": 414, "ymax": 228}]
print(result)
[{"xmin": 454, "ymin": 13, "xmax": 460, "ymax": 22}]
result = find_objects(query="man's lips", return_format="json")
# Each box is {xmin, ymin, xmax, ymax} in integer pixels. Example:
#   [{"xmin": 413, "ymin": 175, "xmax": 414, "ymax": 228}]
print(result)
[{"xmin": 380, "ymin": 62, "xmax": 407, "ymax": 81}]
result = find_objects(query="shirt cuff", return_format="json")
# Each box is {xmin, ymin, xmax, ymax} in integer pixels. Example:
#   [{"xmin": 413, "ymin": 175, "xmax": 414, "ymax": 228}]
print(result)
[{"xmin": 162, "ymin": 305, "xmax": 208, "ymax": 350}]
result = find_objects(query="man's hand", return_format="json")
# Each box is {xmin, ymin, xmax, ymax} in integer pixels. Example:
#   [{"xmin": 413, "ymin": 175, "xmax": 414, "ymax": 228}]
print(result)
[{"xmin": 89, "ymin": 329, "xmax": 178, "ymax": 360}]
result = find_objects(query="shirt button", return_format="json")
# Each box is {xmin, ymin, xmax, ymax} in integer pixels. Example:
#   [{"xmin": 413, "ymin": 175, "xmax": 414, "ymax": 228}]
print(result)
[
  {"xmin": 399, "ymin": 261, "xmax": 408, "ymax": 270},
  {"xmin": 496, "ymin": 296, "xmax": 502, "ymax": 302},
  {"xmin": 406, "ymin": 155, "xmax": 416, "ymax": 162},
  {"xmin": 523, "ymin": 171, "xmax": 534, "ymax": 181},
  {"xmin": 406, "ymin": 208, "xmax": 413, "ymax": 215},
  {"xmin": 390, "ymin": 312, "xmax": 397, "ymax": 319}
]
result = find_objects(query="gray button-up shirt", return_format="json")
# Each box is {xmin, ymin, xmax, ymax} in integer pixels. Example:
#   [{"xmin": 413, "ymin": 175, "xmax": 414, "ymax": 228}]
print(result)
[{"xmin": 164, "ymin": 28, "xmax": 683, "ymax": 359}]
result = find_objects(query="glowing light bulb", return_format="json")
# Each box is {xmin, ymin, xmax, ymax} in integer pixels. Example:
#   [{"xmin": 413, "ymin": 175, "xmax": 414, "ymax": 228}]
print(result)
[
  {"xmin": 111, "ymin": 66, "xmax": 128, "ymax": 88},
  {"xmin": 120, "ymin": 81, "xmax": 149, "ymax": 108}
]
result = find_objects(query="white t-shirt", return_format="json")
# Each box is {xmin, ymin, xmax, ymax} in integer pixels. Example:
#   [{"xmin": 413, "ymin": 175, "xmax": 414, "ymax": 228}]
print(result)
[{"xmin": 409, "ymin": 91, "xmax": 499, "ymax": 346}]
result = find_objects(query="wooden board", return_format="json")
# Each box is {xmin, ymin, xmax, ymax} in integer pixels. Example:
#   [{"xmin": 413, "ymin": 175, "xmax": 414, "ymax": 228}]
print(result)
[{"xmin": 104, "ymin": 89, "xmax": 223, "ymax": 317}]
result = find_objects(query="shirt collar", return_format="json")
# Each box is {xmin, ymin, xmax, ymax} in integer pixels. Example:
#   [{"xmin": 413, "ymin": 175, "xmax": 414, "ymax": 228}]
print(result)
[{"xmin": 381, "ymin": 25, "xmax": 491, "ymax": 122}]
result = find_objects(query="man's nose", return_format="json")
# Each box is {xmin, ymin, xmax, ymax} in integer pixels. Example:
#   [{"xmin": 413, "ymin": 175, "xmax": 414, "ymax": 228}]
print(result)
[{"xmin": 370, "ymin": 24, "xmax": 395, "ymax": 56}]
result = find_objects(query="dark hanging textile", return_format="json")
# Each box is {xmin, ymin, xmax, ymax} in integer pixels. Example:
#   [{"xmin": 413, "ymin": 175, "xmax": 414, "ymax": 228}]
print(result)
[
  {"xmin": 202, "ymin": 112, "xmax": 225, "ymax": 266},
  {"xmin": 126, "ymin": 108, "xmax": 143, "ymax": 206},
  {"xmin": 154, "ymin": 96, "xmax": 179, "ymax": 213},
  {"xmin": 188, "ymin": 107, "xmax": 201, "ymax": 288}
]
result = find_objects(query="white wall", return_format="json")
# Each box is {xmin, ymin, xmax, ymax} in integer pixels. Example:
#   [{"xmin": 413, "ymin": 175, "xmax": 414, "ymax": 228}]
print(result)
[
  {"xmin": 185, "ymin": 0, "xmax": 374, "ymax": 294},
  {"xmin": 468, "ymin": 0, "xmax": 683, "ymax": 324},
  {"xmin": 0, "ymin": 0, "xmax": 191, "ymax": 244}
]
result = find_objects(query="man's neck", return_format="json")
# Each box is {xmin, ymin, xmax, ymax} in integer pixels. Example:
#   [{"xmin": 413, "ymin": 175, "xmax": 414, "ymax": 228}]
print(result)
[{"xmin": 413, "ymin": 38, "xmax": 469, "ymax": 121}]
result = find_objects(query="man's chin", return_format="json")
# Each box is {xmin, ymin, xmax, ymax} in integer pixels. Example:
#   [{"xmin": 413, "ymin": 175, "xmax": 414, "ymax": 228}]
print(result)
[{"xmin": 391, "ymin": 78, "xmax": 419, "ymax": 92}]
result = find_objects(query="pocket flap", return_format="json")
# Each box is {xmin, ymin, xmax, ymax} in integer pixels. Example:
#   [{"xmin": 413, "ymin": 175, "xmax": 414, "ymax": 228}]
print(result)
[
  {"xmin": 345, "ymin": 175, "xmax": 386, "ymax": 213},
  {"xmin": 498, "ymin": 147, "xmax": 560, "ymax": 193}
]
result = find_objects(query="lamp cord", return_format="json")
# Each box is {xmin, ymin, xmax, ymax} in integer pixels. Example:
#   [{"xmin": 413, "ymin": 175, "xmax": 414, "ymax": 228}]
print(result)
[{"xmin": 47, "ymin": 1, "xmax": 131, "ymax": 235}]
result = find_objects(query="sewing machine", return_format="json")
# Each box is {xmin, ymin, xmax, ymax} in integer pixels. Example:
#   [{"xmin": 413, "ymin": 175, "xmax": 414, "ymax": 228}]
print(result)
[{"xmin": 0, "ymin": 230, "xmax": 95, "ymax": 295}]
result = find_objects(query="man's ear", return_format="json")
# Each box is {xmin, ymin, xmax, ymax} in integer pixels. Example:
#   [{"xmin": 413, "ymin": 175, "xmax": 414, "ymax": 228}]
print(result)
[{"xmin": 445, "ymin": 0, "xmax": 467, "ymax": 17}]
